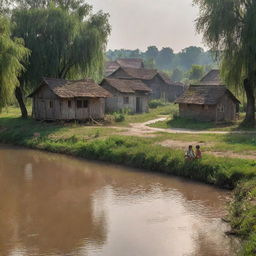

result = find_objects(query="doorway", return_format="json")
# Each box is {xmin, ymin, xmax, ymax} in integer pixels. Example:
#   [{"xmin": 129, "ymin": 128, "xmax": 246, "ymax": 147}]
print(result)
[{"xmin": 136, "ymin": 97, "xmax": 141, "ymax": 113}]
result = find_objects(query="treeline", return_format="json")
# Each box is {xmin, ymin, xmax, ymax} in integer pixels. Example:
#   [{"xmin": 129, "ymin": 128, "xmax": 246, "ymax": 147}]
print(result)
[
  {"xmin": 106, "ymin": 46, "xmax": 219, "ymax": 82},
  {"xmin": 0, "ymin": 0, "xmax": 110, "ymax": 117}
]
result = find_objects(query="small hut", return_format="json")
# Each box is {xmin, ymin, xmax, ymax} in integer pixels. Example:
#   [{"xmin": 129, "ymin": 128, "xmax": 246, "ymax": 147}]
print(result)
[
  {"xmin": 100, "ymin": 78, "xmax": 151, "ymax": 113},
  {"xmin": 175, "ymin": 85, "xmax": 240, "ymax": 123},
  {"xmin": 29, "ymin": 78, "xmax": 112, "ymax": 121}
]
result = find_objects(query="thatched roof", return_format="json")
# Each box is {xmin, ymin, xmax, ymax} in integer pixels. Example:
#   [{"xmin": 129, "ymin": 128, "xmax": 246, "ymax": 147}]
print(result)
[
  {"xmin": 119, "ymin": 67, "xmax": 158, "ymax": 80},
  {"xmin": 110, "ymin": 67, "xmax": 180, "ymax": 87},
  {"xmin": 199, "ymin": 69, "xmax": 223, "ymax": 86},
  {"xmin": 102, "ymin": 78, "xmax": 151, "ymax": 94},
  {"xmin": 29, "ymin": 78, "xmax": 112, "ymax": 98},
  {"xmin": 105, "ymin": 58, "xmax": 144, "ymax": 76},
  {"xmin": 105, "ymin": 61, "xmax": 120, "ymax": 76},
  {"xmin": 175, "ymin": 85, "xmax": 240, "ymax": 105},
  {"xmin": 116, "ymin": 58, "xmax": 144, "ymax": 69}
]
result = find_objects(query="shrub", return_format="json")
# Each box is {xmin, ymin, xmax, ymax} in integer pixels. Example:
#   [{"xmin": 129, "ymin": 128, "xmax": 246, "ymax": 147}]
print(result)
[
  {"xmin": 149, "ymin": 99, "xmax": 167, "ymax": 109},
  {"xmin": 113, "ymin": 112, "xmax": 125, "ymax": 122}
]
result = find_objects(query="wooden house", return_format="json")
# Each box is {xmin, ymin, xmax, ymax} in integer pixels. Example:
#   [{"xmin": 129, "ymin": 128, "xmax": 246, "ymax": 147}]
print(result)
[
  {"xmin": 175, "ymin": 85, "xmax": 240, "ymax": 123},
  {"xmin": 105, "ymin": 58, "xmax": 144, "ymax": 76},
  {"xmin": 107, "ymin": 67, "xmax": 185, "ymax": 102},
  {"xmin": 101, "ymin": 78, "xmax": 151, "ymax": 113},
  {"xmin": 28, "ymin": 78, "xmax": 112, "ymax": 121}
]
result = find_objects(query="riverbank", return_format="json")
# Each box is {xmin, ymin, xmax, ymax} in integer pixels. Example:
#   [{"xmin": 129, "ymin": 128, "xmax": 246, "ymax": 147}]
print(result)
[
  {"xmin": 1, "ymin": 107, "xmax": 256, "ymax": 255},
  {"xmin": 1, "ymin": 118, "xmax": 256, "ymax": 189}
]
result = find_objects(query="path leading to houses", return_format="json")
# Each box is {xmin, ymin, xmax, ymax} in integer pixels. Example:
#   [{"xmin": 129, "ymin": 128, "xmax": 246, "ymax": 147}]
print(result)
[
  {"xmin": 114, "ymin": 116, "xmax": 256, "ymax": 160},
  {"xmin": 118, "ymin": 116, "xmax": 256, "ymax": 136}
]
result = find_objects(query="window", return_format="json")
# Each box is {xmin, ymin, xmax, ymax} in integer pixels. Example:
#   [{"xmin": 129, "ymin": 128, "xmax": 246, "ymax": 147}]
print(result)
[
  {"xmin": 49, "ymin": 101, "xmax": 53, "ymax": 108},
  {"xmin": 83, "ymin": 100, "xmax": 88, "ymax": 108},
  {"xmin": 68, "ymin": 100, "xmax": 72, "ymax": 108},
  {"xmin": 77, "ymin": 100, "xmax": 82, "ymax": 108},
  {"xmin": 123, "ymin": 96, "xmax": 129, "ymax": 104},
  {"xmin": 76, "ymin": 100, "xmax": 88, "ymax": 108}
]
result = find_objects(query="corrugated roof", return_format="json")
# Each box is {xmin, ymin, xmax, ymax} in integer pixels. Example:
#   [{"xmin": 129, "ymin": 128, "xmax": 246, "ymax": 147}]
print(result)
[
  {"xmin": 29, "ymin": 78, "xmax": 112, "ymax": 98},
  {"xmin": 102, "ymin": 78, "xmax": 151, "ymax": 93},
  {"xmin": 175, "ymin": 85, "xmax": 240, "ymax": 105}
]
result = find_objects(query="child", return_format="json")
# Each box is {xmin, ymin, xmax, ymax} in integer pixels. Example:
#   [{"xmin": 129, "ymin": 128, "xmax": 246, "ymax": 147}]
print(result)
[
  {"xmin": 185, "ymin": 145, "xmax": 195, "ymax": 161},
  {"xmin": 195, "ymin": 145, "xmax": 202, "ymax": 159}
]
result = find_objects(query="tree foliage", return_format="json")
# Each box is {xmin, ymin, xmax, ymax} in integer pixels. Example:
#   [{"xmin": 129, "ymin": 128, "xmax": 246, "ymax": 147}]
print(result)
[
  {"xmin": 12, "ymin": 3, "xmax": 110, "ymax": 90},
  {"xmin": 188, "ymin": 65, "xmax": 205, "ymax": 81},
  {"xmin": 171, "ymin": 68, "xmax": 183, "ymax": 82},
  {"xmin": 156, "ymin": 47, "xmax": 174, "ymax": 70},
  {"xmin": 106, "ymin": 45, "xmax": 216, "ymax": 74},
  {"xmin": 0, "ymin": 16, "xmax": 29, "ymax": 110},
  {"xmin": 194, "ymin": 0, "xmax": 256, "ymax": 125}
]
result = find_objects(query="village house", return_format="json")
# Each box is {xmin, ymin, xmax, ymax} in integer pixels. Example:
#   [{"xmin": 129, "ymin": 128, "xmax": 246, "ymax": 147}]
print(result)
[
  {"xmin": 105, "ymin": 58, "xmax": 144, "ymax": 76},
  {"xmin": 100, "ymin": 78, "xmax": 151, "ymax": 113},
  {"xmin": 29, "ymin": 78, "xmax": 112, "ymax": 121},
  {"xmin": 175, "ymin": 70, "xmax": 240, "ymax": 123},
  {"xmin": 107, "ymin": 67, "xmax": 185, "ymax": 102}
]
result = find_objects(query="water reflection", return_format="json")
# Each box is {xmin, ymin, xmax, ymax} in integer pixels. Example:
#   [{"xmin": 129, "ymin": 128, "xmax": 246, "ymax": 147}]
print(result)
[{"xmin": 0, "ymin": 146, "xmax": 238, "ymax": 256}]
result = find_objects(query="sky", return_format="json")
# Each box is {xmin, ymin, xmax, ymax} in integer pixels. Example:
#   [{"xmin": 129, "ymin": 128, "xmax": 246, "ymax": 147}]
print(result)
[{"xmin": 87, "ymin": 0, "xmax": 205, "ymax": 53}]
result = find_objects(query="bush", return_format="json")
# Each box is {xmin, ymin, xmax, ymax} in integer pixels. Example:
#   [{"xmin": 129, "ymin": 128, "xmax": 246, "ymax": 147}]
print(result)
[
  {"xmin": 113, "ymin": 112, "xmax": 125, "ymax": 122},
  {"xmin": 149, "ymin": 99, "xmax": 167, "ymax": 109}
]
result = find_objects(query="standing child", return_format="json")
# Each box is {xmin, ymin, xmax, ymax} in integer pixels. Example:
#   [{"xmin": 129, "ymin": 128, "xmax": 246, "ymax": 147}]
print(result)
[{"xmin": 195, "ymin": 145, "xmax": 202, "ymax": 159}]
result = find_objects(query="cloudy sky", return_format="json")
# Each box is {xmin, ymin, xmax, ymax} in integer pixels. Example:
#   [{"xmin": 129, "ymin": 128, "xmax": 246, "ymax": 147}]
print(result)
[{"xmin": 87, "ymin": 0, "xmax": 204, "ymax": 52}]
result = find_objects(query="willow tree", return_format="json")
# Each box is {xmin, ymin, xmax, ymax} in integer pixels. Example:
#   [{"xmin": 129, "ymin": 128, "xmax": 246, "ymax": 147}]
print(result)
[
  {"xmin": 0, "ymin": 16, "xmax": 29, "ymax": 114},
  {"xmin": 194, "ymin": 0, "xmax": 256, "ymax": 126},
  {"xmin": 11, "ymin": 2, "xmax": 110, "ymax": 117}
]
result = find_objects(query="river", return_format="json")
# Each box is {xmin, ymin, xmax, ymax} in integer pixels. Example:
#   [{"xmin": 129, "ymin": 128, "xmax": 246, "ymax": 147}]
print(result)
[{"xmin": 0, "ymin": 145, "xmax": 239, "ymax": 256}]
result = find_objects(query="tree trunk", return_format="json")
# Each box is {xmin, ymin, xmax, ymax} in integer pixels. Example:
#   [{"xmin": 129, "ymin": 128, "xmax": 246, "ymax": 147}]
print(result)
[
  {"xmin": 15, "ymin": 86, "xmax": 28, "ymax": 119},
  {"xmin": 243, "ymin": 78, "xmax": 255, "ymax": 126}
]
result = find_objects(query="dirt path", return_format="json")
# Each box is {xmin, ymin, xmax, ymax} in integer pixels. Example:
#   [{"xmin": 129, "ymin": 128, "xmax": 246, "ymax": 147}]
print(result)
[
  {"xmin": 113, "ymin": 116, "xmax": 256, "ymax": 160},
  {"xmin": 116, "ymin": 116, "xmax": 256, "ymax": 136}
]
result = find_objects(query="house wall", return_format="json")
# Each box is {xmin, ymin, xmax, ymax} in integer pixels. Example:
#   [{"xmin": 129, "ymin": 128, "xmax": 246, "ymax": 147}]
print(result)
[
  {"xmin": 216, "ymin": 95, "xmax": 237, "ymax": 122},
  {"xmin": 179, "ymin": 95, "xmax": 238, "ymax": 123},
  {"xmin": 32, "ymin": 85, "xmax": 105, "ymax": 120},
  {"xmin": 179, "ymin": 104, "xmax": 217, "ymax": 122},
  {"xmin": 101, "ymin": 82, "xmax": 149, "ymax": 113}
]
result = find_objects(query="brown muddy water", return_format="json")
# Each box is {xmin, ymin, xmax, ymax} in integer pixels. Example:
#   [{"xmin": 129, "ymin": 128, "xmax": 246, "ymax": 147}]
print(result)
[{"xmin": 0, "ymin": 145, "xmax": 239, "ymax": 256}]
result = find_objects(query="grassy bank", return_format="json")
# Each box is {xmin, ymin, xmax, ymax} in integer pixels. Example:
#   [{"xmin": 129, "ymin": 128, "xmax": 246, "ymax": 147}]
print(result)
[
  {"xmin": 0, "ymin": 114, "xmax": 256, "ymax": 189},
  {"xmin": 229, "ymin": 179, "xmax": 256, "ymax": 256}
]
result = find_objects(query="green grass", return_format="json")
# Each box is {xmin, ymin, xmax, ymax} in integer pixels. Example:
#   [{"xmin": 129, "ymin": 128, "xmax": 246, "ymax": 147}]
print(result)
[
  {"xmin": 154, "ymin": 132, "xmax": 256, "ymax": 154},
  {"xmin": 149, "ymin": 113, "xmax": 256, "ymax": 131},
  {"xmin": 111, "ymin": 104, "xmax": 178, "ymax": 126},
  {"xmin": 1, "ymin": 107, "xmax": 256, "ymax": 190},
  {"xmin": 229, "ymin": 179, "xmax": 256, "ymax": 256}
]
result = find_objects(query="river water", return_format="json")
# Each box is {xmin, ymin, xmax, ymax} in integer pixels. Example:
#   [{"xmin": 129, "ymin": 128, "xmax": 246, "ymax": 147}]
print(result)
[{"xmin": 0, "ymin": 145, "xmax": 239, "ymax": 256}]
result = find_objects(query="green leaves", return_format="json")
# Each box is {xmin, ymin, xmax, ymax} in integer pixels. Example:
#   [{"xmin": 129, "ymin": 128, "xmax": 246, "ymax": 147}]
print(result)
[
  {"xmin": 11, "ymin": 3, "xmax": 110, "ymax": 90},
  {"xmin": 0, "ymin": 16, "xmax": 29, "ymax": 110}
]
